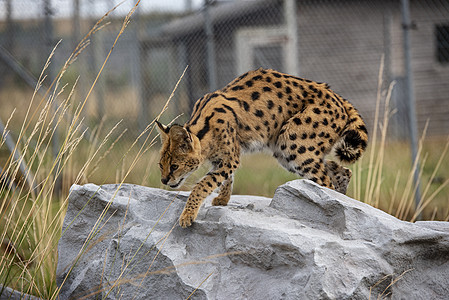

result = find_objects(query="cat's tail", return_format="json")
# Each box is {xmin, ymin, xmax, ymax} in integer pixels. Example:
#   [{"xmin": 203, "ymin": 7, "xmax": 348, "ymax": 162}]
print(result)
[{"xmin": 334, "ymin": 99, "xmax": 368, "ymax": 164}]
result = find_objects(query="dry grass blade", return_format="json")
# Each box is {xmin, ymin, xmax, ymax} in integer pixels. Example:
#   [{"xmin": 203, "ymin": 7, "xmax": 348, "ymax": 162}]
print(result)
[
  {"xmin": 0, "ymin": 2, "xmax": 142, "ymax": 298},
  {"xmin": 75, "ymin": 250, "xmax": 242, "ymax": 300},
  {"xmin": 186, "ymin": 272, "xmax": 214, "ymax": 300},
  {"xmin": 369, "ymin": 269, "xmax": 413, "ymax": 300},
  {"xmin": 379, "ymin": 269, "xmax": 413, "ymax": 299},
  {"xmin": 129, "ymin": 221, "xmax": 178, "ymax": 300},
  {"xmin": 364, "ymin": 55, "xmax": 384, "ymax": 205},
  {"xmin": 396, "ymin": 122, "xmax": 427, "ymax": 220},
  {"xmin": 410, "ymin": 137, "xmax": 449, "ymax": 222},
  {"xmin": 56, "ymin": 42, "xmax": 188, "ymax": 300}
]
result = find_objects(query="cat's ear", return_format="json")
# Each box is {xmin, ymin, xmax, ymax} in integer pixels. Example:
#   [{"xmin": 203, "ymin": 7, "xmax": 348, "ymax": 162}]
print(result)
[
  {"xmin": 169, "ymin": 125, "xmax": 193, "ymax": 152},
  {"xmin": 155, "ymin": 121, "xmax": 169, "ymax": 142}
]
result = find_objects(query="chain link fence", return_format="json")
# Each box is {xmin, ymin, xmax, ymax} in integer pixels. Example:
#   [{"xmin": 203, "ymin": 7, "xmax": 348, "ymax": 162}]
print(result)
[{"xmin": 1, "ymin": 0, "xmax": 449, "ymax": 141}]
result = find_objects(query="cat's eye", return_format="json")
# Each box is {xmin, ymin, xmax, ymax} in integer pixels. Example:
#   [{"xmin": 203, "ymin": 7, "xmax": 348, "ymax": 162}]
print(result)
[{"xmin": 170, "ymin": 164, "xmax": 178, "ymax": 171}]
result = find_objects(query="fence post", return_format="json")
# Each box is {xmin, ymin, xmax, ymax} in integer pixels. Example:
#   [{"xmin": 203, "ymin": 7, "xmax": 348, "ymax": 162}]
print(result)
[
  {"xmin": 4, "ymin": 0, "xmax": 13, "ymax": 50},
  {"xmin": 203, "ymin": 0, "xmax": 217, "ymax": 91},
  {"xmin": 72, "ymin": 0, "xmax": 80, "ymax": 49},
  {"xmin": 401, "ymin": 0, "xmax": 421, "ymax": 220},
  {"xmin": 285, "ymin": 0, "xmax": 299, "ymax": 76},
  {"xmin": 138, "ymin": 42, "xmax": 149, "ymax": 132}
]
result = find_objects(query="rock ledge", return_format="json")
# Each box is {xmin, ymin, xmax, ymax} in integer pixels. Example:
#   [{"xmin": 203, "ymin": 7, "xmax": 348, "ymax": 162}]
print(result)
[{"xmin": 56, "ymin": 180, "xmax": 449, "ymax": 299}]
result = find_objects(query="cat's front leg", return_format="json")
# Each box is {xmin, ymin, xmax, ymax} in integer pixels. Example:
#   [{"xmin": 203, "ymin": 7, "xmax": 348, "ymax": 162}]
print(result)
[{"xmin": 179, "ymin": 164, "xmax": 237, "ymax": 227}]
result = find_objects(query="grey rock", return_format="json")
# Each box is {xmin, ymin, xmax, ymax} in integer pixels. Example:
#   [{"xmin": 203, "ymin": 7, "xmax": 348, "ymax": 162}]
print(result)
[
  {"xmin": 0, "ymin": 285, "xmax": 42, "ymax": 300},
  {"xmin": 56, "ymin": 180, "xmax": 449, "ymax": 300}
]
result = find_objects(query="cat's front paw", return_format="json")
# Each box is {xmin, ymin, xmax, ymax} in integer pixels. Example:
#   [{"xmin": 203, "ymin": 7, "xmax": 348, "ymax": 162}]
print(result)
[
  {"xmin": 179, "ymin": 209, "xmax": 196, "ymax": 228},
  {"xmin": 212, "ymin": 195, "xmax": 230, "ymax": 206}
]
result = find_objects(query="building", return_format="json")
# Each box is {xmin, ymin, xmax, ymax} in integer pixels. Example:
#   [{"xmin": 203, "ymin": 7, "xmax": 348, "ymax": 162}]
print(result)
[{"xmin": 140, "ymin": 0, "xmax": 449, "ymax": 138}]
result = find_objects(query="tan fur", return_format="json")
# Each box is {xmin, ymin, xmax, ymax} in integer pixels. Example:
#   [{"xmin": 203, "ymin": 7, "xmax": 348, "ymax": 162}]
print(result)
[{"xmin": 157, "ymin": 68, "xmax": 368, "ymax": 227}]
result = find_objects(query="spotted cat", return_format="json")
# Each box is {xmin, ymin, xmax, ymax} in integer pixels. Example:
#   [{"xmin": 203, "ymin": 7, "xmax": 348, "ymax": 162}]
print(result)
[{"xmin": 156, "ymin": 68, "xmax": 368, "ymax": 228}]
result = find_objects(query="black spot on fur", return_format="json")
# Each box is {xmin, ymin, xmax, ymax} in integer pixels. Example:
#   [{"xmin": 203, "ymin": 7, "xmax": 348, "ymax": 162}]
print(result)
[
  {"xmin": 358, "ymin": 124, "xmax": 368, "ymax": 134},
  {"xmin": 345, "ymin": 130, "xmax": 367, "ymax": 150},
  {"xmin": 303, "ymin": 158, "xmax": 314, "ymax": 166},
  {"xmin": 263, "ymin": 86, "xmax": 272, "ymax": 92},
  {"xmin": 255, "ymin": 110, "xmax": 264, "ymax": 117},
  {"xmin": 222, "ymin": 104, "xmax": 240, "ymax": 125},
  {"xmin": 287, "ymin": 154, "xmax": 297, "ymax": 162},
  {"xmin": 197, "ymin": 112, "xmax": 215, "ymax": 140},
  {"xmin": 214, "ymin": 107, "xmax": 226, "ymax": 113},
  {"xmin": 243, "ymin": 101, "xmax": 250, "ymax": 111},
  {"xmin": 251, "ymin": 91, "xmax": 260, "ymax": 101}
]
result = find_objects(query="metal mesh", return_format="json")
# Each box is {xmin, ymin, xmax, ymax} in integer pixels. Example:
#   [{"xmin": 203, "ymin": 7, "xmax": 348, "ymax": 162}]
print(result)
[{"xmin": 1, "ymin": 0, "xmax": 449, "ymax": 140}]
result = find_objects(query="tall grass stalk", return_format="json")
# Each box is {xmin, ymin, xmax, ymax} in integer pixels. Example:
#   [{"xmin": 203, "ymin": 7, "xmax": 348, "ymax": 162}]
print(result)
[
  {"xmin": 351, "ymin": 56, "xmax": 448, "ymax": 221},
  {"xmin": 361, "ymin": 55, "xmax": 384, "ymax": 205},
  {"xmin": 410, "ymin": 137, "xmax": 449, "ymax": 222},
  {"xmin": 0, "ymin": 1, "xmax": 161, "ymax": 298}
]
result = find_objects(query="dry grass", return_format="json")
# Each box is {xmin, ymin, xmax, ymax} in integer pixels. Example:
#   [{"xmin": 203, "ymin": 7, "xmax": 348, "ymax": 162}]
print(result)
[
  {"xmin": 0, "ymin": 2, "xmax": 203, "ymax": 297},
  {"xmin": 0, "ymin": 1, "xmax": 162, "ymax": 298}
]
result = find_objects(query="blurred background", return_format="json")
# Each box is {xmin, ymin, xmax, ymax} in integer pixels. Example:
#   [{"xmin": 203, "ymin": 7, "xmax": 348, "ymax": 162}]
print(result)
[
  {"xmin": 0, "ymin": 0, "xmax": 448, "ymax": 211},
  {"xmin": 1, "ymin": 0, "xmax": 448, "ymax": 139}
]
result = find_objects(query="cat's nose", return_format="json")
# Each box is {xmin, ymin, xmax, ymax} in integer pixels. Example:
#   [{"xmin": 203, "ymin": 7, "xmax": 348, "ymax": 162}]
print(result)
[{"xmin": 161, "ymin": 178, "xmax": 169, "ymax": 185}]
